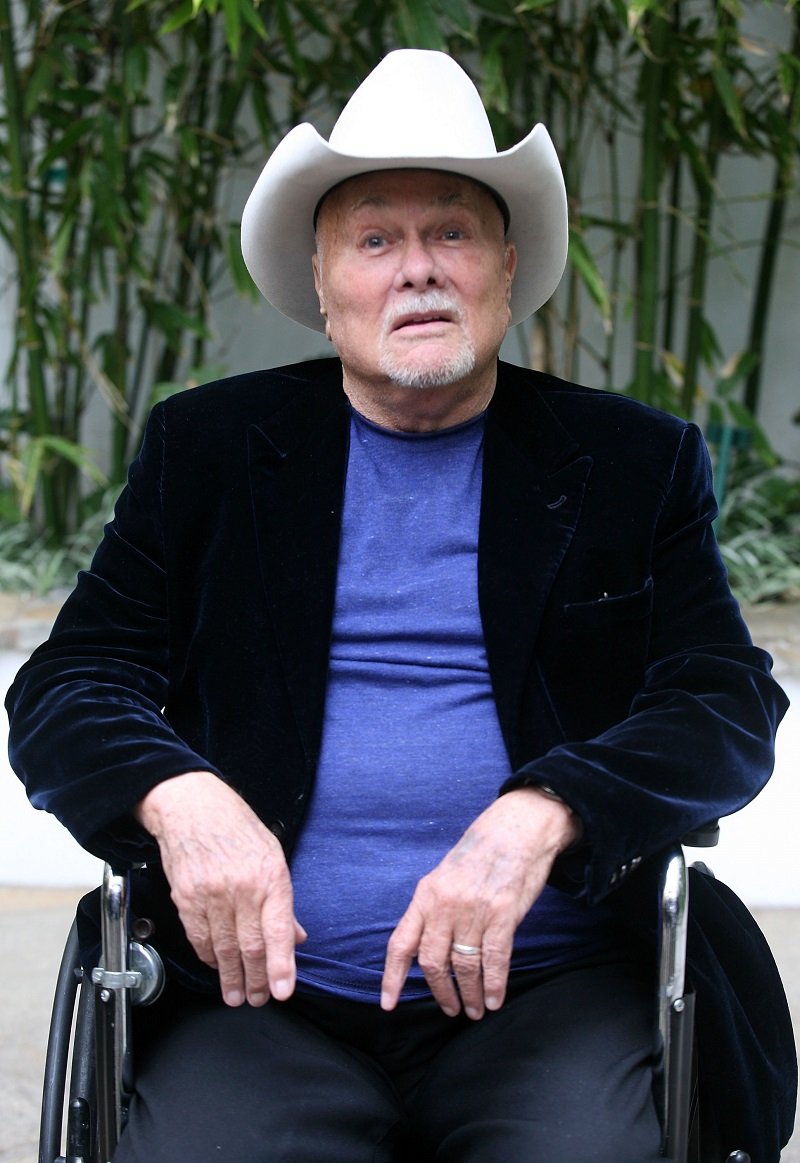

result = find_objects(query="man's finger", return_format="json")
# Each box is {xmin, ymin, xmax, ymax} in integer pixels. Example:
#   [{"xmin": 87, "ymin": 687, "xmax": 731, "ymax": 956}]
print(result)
[
  {"xmin": 448, "ymin": 941, "xmax": 485, "ymax": 1019},
  {"xmin": 262, "ymin": 887, "xmax": 301, "ymax": 1002},
  {"xmin": 381, "ymin": 908, "xmax": 423, "ymax": 1011},
  {"xmin": 209, "ymin": 911, "xmax": 250, "ymax": 1007},
  {"xmin": 477, "ymin": 928, "xmax": 514, "ymax": 1013},
  {"xmin": 236, "ymin": 910, "xmax": 270, "ymax": 1006}
]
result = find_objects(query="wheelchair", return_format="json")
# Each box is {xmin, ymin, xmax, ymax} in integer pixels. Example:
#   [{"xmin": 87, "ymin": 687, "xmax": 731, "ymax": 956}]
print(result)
[{"xmin": 38, "ymin": 827, "xmax": 756, "ymax": 1163}]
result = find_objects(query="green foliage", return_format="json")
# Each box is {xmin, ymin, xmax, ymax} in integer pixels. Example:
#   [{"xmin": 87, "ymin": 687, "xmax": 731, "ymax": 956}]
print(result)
[
  {"xmin": 717, "ymin": 458, "xmax": 800, "ymax": 605},
  {"xmin": 0, "ymin": 486, "xmax": 117, "ymax": 594},
  {"xmin": 1, "ymin": 0, "xmax": 286, "ymax": 538}
]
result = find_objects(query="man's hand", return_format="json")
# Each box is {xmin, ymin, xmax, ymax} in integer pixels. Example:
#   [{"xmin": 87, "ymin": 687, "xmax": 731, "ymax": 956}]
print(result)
[
  {"xmin": 381, "ymin": 787, "xmax": 579, "ymax": 1020},
  {"xmin": 135, "ymin": 771, "xmax": 306, "ymax": 1008}
]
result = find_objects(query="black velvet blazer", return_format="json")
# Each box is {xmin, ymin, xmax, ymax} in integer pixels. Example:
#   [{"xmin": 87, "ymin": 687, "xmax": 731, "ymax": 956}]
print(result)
[{"xmin": 6, "ymin": 358, "xmax": 794, "ymax": 1153}]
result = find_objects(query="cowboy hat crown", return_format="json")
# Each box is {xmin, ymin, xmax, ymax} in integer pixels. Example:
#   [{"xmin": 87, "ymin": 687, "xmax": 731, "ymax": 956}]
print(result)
[{"xmin": 241, "ymin": 50, "xmax": 568, "ymax": 331}]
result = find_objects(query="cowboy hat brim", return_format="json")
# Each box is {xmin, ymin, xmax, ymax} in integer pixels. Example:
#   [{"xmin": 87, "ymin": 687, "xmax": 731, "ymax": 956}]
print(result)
[{"xmin": 241, "ymin": 121, "xmax": 568, "ymax": 333}]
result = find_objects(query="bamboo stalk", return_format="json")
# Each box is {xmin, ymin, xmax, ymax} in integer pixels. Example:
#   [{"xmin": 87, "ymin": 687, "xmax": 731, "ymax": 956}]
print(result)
[
  {"xmin": 680, "ymin": 113, "xmax": 722, "ymax": 418},
  {"xmin": 0, "ymin": 0, "xmax": 60, "ymax": 534},
  {"xmin": 680, "ymin": 2, "xmax": 735, "ymax": 419},
  {"xmin": 603, "ymin": 34, "xmax": 623, "ymax": 392},
  {"xmin": 744, "ymin": 7, "xmax": 800, "ymax": 418},
  {"xmin": 662, "ymin": 158, "xmax": 682, "ymax": 363},
  {"xmin": 633, "ymin": 9, "xmax": 671, "ymax": 404}
]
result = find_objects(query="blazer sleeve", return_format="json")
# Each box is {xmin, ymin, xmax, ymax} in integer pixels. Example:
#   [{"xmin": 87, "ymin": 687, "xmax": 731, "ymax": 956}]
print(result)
[
  {"xmin": 4, "ymin": 403, "xmax": 224, "ymax": 867},
  {"xmin": 500, "ymin": 423, "xmax": 789, "ymax": 904}
]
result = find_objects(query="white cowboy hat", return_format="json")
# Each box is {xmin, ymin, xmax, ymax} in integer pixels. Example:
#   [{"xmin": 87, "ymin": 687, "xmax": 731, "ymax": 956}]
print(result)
[{"xmin": 241, "ymin": 49, "xmax": 568, "ymax": 332}]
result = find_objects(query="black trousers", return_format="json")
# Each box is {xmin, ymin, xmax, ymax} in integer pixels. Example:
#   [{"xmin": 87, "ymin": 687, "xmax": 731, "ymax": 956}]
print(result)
[{"xmin": 113, "ymin": 957, "xmax": 669, "ymax": 1162}]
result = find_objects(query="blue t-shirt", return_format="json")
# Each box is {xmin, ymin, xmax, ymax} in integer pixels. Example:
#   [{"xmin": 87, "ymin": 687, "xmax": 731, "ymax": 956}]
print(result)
[{"xmin": 291, "ymin": 408, "xmax": 618, "ymax": 1001}]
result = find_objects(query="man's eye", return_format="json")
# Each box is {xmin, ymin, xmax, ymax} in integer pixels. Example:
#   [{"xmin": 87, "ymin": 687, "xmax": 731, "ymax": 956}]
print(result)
[
  {"xmin": 443, "ymin": 229, "xmax": 466, "ymax": 241},
  {"xmin": 363, "ymin": 235, "xmax": 386, "ymax": 249}
]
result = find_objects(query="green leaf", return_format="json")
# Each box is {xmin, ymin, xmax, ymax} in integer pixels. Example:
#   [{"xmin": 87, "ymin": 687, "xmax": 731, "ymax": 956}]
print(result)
[
  {"xmin": 275, "ymin": 0, "xmax": 305, "ymax": 78},
  {"xmin": 239, "ymin": 0, "xmax": 268, "ymax": 39},
  {"xmin": 777, "ymin": 51, "xmax": 800, "ymax": 104},
  {"xmin": 159, "ymin": 0, "xmax": 197, "ymax": 37},
  {"xmin": 711, "ymin": 63, "xmax": 747, "ymax": 140},
  {"xmin": 100, "ymin": 113, "xmax": 125, "ymax": 189},
  {"xmin": 568, "ymin": 231, "xmax": 612, "ymax": 323},
  {"xmin": 470, "ymin": 0, "xmax": 514, "ymax": 15},
  {"xmin": 50, "ymin": 215, "xmax": 75, "ymax": 277},
  {"xmin": 124, "ymin": 43, "xmax": 150, "ymax": 97},
  {"xmin": 222, "ymin": 0, "xmax": 242, "ymax": 56},
  {"xmin": 146, "ymin": 299, "xmax": 212, "ymax": 341},
  {"xmin": 17, "ymin": 436, "xmax": 107, "ymax": 517},
  {"xmin": 226, "ymin": 223, "xmax": 259, "ymax": 299},
  {"xmin": 150, "ymin": 363, "xmax": 227, "ymax": 406},
  {"xmin": 179, "ymin": 126, "xmax": 200, "ymax": 166},
  {"xmin": 22, "ymin": 54, "xmax": 55, "ymax": 120},
  {"xmin": 291, "ymin": 0, "xmax": 329, "ymax": 37},
  {"xmin": 715, "ymin": 350, "xmax": 759, "ymax": 397},
  {"xmin": 726, "ymin": 401, "xmax": 778, "ymax": 466},
  {"xmin": 36, "ymin": 118, "xmax": 95, "ymax": 175},
  {"xmin": 481, "ymin": 41, "xmax": 510, "ymax": 115},
  {"xmin": 434, "ymin": 0, "xmax": 477, "ymax": 37},
  {"xmin": 513, "ymin": 0, "xmax": 557, "ymax": 12},
  {"xmin": 394, "ymin": 0, "xmax": 447, "ymax": 45}
]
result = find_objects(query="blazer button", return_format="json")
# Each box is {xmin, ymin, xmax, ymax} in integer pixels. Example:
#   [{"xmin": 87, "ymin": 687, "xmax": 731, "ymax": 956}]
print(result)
[{"xmin": 268, "ymin": 819, "xmax": 287, "ymax": 844}]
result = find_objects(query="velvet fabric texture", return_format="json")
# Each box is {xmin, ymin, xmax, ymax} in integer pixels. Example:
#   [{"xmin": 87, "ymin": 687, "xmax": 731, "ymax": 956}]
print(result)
[{"xmin": 6, "ymin": 358, "xmax": 794, "ymax": 1155}]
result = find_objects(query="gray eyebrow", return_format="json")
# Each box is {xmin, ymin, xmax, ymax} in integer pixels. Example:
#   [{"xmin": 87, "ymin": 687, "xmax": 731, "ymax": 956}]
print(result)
[{"xmin": 348, "ymin": 191, "xmax": 471, "ymax": 214}]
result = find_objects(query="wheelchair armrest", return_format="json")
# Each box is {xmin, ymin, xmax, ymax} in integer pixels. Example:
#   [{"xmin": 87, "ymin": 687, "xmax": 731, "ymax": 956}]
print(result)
[
  {"xmin": 656, "ymin": 846, "xmax": 694, "ymax": 1163},
  {"xmin": 681, "ymin": 820, "xmax": 720, "ymax": 848},
  {"xmin": 92, "ymin": 865, "xmax": 164, "ymax": 1007}
]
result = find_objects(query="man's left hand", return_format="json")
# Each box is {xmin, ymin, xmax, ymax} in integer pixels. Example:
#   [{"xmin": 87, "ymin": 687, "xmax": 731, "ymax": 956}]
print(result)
[{"xmin": 380, "ymin": 787, "xmax": 580, "ymax": 1019}]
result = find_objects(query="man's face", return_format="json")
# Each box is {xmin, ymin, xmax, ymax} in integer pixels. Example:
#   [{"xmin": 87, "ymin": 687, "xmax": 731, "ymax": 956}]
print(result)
[{"xmin": 312, "ymin": 170, "xmax": 516, "ymax": 412}]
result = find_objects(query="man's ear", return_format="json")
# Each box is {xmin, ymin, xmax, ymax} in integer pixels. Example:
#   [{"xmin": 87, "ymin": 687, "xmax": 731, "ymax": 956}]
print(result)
[
  {"xmin": 312, "ymin": 254, "xmax": 333, "ymax": 340},
  {"xmin": 312, "ymin": 254, "xmax": 325, "ymax": 316},
  {"xmin": 504, "ymin": 242, "xmax": 518, "ymax": 284}
]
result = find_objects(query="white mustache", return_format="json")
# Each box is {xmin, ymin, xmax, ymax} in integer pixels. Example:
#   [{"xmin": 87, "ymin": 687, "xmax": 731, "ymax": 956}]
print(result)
[{"xmin": 382, "ymin": 292, "xmax": 463, "ymax": 335}]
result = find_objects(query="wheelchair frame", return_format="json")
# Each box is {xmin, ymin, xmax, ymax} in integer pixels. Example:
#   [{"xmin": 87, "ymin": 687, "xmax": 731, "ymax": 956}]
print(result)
[{"xmin": 38, "ymin": 833, "xmax": 753, "ymax": 1163}]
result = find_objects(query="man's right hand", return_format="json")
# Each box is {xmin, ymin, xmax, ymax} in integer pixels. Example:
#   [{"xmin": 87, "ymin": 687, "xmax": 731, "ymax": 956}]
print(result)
[{"xmin": 135, "ymin": 771, "xmax": 305, "ymax": 1008}]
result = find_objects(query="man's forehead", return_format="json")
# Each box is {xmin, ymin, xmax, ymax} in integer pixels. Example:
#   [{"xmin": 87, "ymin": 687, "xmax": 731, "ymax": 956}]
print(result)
[{"xmin": 316, "ymin": 170, "xmax": 507, "ymax": 228}]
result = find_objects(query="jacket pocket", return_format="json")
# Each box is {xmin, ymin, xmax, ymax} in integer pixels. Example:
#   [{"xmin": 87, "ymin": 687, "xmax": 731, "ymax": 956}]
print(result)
[{"xmin": 563, "ymin": 577, "xmax": 653, "ymax": 628}]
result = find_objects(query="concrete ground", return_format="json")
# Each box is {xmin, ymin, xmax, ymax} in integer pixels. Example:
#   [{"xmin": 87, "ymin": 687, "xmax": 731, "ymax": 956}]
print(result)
[{"xmin": 1, "ymin": 594, "xmax": 798, "ymax": 1160}]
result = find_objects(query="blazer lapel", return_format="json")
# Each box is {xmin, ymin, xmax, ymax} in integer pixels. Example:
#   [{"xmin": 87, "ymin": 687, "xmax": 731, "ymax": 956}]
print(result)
[
  {"xmin": 247, "ymin": 368, "xmax": 351, "ymax": 772},
  {"xmin": 480, "ymin": 367, "xmax": 592, "ymax": 758}
]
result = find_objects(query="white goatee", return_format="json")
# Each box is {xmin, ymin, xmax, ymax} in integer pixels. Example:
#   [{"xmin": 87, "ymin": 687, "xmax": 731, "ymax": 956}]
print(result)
[{"xmin": 378, "ymin": 292, "xmax": 476, "ymax": 389}]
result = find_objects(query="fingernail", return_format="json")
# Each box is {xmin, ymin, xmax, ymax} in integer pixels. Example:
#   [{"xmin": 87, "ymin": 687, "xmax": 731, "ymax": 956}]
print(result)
[
  {"xmin": 271, "ymin": 978, "xmax": 292, "ymax": 1001},
  {"xmin": 249, "ymin": 992, "xmax": 266, "ymax": 1007},
  {"xmin": 225, "ymin": 990, "xmax": 244, "ymax": 1007},
  {"xmin": 465, "ymin": 1006, "xmax": 482, "ymax": 1021},
  {"xmin": 442, "ymin": 1005, "xmax": 459, "ymax": 1018},
  {"xmin": 485, "ymin": 996, "xmax": 501, "ymax": 1011}
]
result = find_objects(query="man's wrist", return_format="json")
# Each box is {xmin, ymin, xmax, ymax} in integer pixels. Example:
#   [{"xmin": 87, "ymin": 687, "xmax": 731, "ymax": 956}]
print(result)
[
  {"xmin": 531, "ymin": 783, "xmax": 570, "ymax": 809},
  {"xmin": 134, "ymin": 770, "xmax": 222, "ymax": 832},
  {"xmin": 510, "ymin": 782, "xmax": 584, "ymax": 849}
]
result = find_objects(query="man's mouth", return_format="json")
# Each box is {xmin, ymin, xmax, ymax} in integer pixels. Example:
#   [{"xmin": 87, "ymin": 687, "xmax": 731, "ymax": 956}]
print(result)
[
  {"xmin": 392, "ymin": 311, "xmax": 454, "ymax": 332},
  {"xmin": 383, "ymin": 294, "xmax": 462, "ymax": 338}
]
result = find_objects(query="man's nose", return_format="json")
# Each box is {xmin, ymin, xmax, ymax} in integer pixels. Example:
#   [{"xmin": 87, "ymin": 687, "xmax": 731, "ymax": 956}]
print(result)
[{"xmin": 394, "ymin": 237, "xmax": 443, "ymax": 289}]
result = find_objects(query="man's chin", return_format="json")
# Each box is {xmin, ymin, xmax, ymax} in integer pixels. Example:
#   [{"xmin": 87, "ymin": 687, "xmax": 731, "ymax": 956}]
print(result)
[{"xmin": 379, "ymin": 348, "xmax": 477, "ymax": 391}]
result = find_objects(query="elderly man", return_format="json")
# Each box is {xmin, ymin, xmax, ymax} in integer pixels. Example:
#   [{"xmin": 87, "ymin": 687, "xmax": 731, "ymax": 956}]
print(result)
[{"xmin": 6, "ymin": 50, "xmax": 790, "ymax": 1162}]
